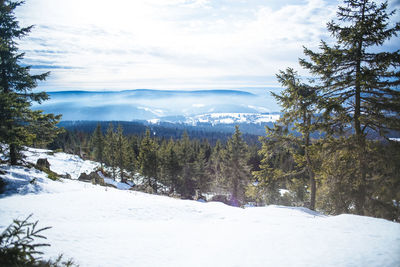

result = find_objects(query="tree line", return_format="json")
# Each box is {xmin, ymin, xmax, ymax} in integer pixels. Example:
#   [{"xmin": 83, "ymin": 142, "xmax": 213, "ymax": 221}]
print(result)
[
  {"xmin": 55, "ymin": 123, "xmax": 258, "ymax": 206},
  {"xmin": 1, "ymin": 0, "xmax": 399, "ymax": 221}
]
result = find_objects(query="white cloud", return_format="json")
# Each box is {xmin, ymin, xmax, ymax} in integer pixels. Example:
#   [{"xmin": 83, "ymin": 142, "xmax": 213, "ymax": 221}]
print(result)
[{"xmin": 15, "ymin": 0, "xmax": 397, "ymax": 91}]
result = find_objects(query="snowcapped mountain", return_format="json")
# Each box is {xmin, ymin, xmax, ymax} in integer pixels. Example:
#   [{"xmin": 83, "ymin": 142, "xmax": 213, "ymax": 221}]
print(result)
[
  {"xmin": 149, "ymin": 112, "xmax": 280, "ymax": 125},
  {"xmin": 185, "ymin": 113, "xmax": 280, "ymax": 125},
  {"xmin": 33, "ymin": 89, "xmax": 281, "ymax": 121},
  {"xmin": 1, "ymin": 148, "xmax": 400, "ymax": 266}
]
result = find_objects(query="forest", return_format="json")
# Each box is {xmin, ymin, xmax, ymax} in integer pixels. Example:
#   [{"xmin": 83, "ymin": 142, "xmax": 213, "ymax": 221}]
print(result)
[{"xmin": 1, "ymin": 0, "xmax": 399, "ymax": 223}]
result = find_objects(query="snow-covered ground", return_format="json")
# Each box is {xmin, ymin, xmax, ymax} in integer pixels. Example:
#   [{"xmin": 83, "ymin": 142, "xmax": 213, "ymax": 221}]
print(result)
[
  {"xmin": 24, "ymin": 147, "xmax": 100, "ymax": 180},
  {"xmin": 147, "ymin": 112, "xmax": 281, "ymax": 125},
  {"xmin": 1, "ymin": 149, "xmax": 400, "ymax": 267},
  {"xmin": 186, "ymin": 113, "xmax": 280, "ymax": 125}
]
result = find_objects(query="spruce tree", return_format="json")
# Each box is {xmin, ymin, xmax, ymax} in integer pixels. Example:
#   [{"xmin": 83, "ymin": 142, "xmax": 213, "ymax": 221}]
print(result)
[
  {"xmin": 138, "ymin": 129, "xmax": 158, "ymax": 192},
  {"xmin": 176, "ymin": 131, "xmax": 196, "ymax": 198},
  {"xmin": 0, "ymin": 0, "xmax": 61, "ymax": 164},
  {"xmin": 90, "ymin": 123, "xmax": 104, "ymax": 167},
  {"xmin": 158, "ymin": 138, "xmax": 180, "ymax": 194},
  {"xmin": 208, "ymin": 139, "xmax": 225, "ymax": 193},
  {"xmin": 223, "ymin": 126, "xmax": 251, "ymax": 206},
  {"xmin": 104, "ymin": 123, "xmax": 117, "ymax": 179},
  {"xmin": 253, "ymin": 125, "xmax": 297, "ymax": 205},
  {"xmin": 299, "ymin": 0, "xmax": 400, "ymax": 214},
  {"xmin": 126, "ymin": 136, "xmax": 138, "ymax": 177},
  {"xmin": 193, "ymin": 147, "xmax": 210, "ymax": 196},
  {"xmin": 116, "ymin": 124, "xmax": 128, "ymax": 182},
  {"xmin": 273, "ymin": 68, "xmax": 319, "ymax": 210}
]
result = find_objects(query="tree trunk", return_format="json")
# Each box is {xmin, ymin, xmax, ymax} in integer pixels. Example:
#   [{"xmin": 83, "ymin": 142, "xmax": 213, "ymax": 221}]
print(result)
[
  {"xmin": 354, "ymin": 2, "xmax": 367, "ymax": 216},
  {"xmin": 304, "ymin": 111, "xmax": 316, "ymax": 210},
  {"xmin": 231, "ymin": 176, "xmax": 239, "ymax": 206},
  {"xmin": 10, "ymin": 143, "xmax": 18, "ymax": 165}
]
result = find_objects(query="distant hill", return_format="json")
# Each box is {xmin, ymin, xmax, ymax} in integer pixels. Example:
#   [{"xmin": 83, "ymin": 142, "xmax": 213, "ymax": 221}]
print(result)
[{"xmin": 32, "ymin": 89, "xmax": 280, "ymax": 121}]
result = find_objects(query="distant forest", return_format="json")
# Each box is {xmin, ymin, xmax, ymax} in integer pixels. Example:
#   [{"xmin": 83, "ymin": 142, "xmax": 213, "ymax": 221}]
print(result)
[
  {"xmin": 57, "ymin": 120, "xmax": 268, "ymax": 145},
  {"xmin": 1, "ymin": 0, "xmax": 399, "ymax": 223}
]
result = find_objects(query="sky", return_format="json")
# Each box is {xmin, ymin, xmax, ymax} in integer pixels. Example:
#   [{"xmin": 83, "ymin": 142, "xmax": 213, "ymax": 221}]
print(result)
[{"xmin": 16, "ymin": 0, "xmax": 400, "ymax": 92}]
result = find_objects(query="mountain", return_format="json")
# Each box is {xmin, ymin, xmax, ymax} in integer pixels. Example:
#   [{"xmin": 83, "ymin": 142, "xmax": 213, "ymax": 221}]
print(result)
[
  {"xmin": 32, "ymin": 89, "xmax": 281, "ymax": 121},
  {"xmin": 162, "ymin": 112, "xmax": 281, "ymax": 125}
]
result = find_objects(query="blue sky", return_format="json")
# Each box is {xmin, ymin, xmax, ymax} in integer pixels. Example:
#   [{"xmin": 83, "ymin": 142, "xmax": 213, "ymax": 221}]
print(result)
[{"xmin": 16, "ymin": 0, "xmax": 400, "ymax": 92}]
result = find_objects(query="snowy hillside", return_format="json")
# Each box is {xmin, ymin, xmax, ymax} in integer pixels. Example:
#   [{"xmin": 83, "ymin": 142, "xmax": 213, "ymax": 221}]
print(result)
[
  {"xmin": 1, "ymin": 149, "xmax": 400, "ymax": 267},
  {"xmin": 36, "ymin": 89, "xmax": 281, "ymax": 121},
  {"xmin": 147, "ymin": 112, "xmax": 280, "ymax": 126},
  {"xmin": 182, "ymin": 113, "xmax": 280, "ymax": 125}
]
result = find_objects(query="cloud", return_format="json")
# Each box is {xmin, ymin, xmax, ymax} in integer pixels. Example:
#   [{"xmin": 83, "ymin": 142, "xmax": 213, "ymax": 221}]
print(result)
[{"xmin": 15, "ymin": 0, "xmax": 399, "ymax": 91}]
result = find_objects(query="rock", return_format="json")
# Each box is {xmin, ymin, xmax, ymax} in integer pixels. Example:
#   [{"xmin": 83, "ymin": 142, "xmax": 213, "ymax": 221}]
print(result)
[
  {"xmin": 78, "ymin": 171, "xmax": 105, "ymax": 186},
  {"xmin": 60, "ymin": 173, "xmax": 72, "ymax": 179},
  {"xmin": 78, "ymin": 172, "xmax": 91, "ymax": 182},
  {"xmin": 210, "ymin": 194, "xmax": 230, "ymax": 205},
  {"xmin": 133, "ymin": 184, "xmax": 155, "ymax": 194},
  {"xmin": 36, "ymin": 158, "xmax": 50, "ymax": 170}
]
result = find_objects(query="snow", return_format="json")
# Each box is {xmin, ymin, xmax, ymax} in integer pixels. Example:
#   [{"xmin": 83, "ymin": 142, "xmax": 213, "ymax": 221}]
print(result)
[
  {"xmin": 24, "ymin": 147, "xmax": 99, "ymax": 179},
  {"xmin": 98, "ymin": 171, "xmax": 133, "ymax": 190},
  {"xmin": 147, "ymin": 118, "xmax": 160, "ymax": 124},
  {"xmin": 279, "ymin": 188, "xmax": 290, "ymax": 196},
  {"xmin": 1, "ymin": 149, "xmax": 400, "ymax": 267},
  {"xmin": 186, "ymin": 113, "xmax": 280, "ymax": 125}
]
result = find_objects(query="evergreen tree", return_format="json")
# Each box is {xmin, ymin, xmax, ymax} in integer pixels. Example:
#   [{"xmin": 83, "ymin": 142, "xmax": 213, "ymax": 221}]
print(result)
[
  {"xmin": 104, "ymin": 123, "xmax": 117, "ymax": 179},
  {"xmin": 116, "ymin": 124, "xmax": 128, "ymax": 182},
  {"xmin": 299, "ymin": 0, "xmax": 400, "ymax": 214},
  {"xmin": 272, "ymin": 68, "xmax": 319, "ymax": 210},
  {"xmin": 158, "ymin": 138, "xmax": 180, "ymax": 194},
  {"xmin": 138, "ymin": 129, "xmax": 158, "ymax": 192},
  {"xmin": 90, "ymin": 123, "xmax": 104, "ymax": 167},
  {"xmin": 176, "ymin": 131, "xmax": 196, "ymax": 198},
  {"xmin": 222, "ymin": 126, "xmax": 251, "ymax": 206},
  {"xmin": 126, "ymin": 135, "xmax": 139, "ymax": 176},
  {"xmin": 253, "ymin": 125, "xmax": 298, "ymax": 205},
  {"xmin": 193, "ymin": 146, "xmax": 210, "ymax": 196},
  {"xmin": 208, "ymin": 139, "xmax": 225, "ymax": 194},
  {"xmin": 0, "ymin": 0, "xmax": 61, "ymax": 164}
]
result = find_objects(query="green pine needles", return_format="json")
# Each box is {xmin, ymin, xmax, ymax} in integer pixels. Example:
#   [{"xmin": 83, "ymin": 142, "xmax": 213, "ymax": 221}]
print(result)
[
  {"xmin": 0, "ymin": 0, "xmax": 62, "ymax": 165},
  {"xmin": 0, "ymin": 214, "xmax": 77, "ymax": 266}
]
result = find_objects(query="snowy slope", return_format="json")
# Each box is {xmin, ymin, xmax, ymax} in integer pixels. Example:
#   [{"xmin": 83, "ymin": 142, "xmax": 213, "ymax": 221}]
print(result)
[
  {"xmin": 1, "ymin": 150, "xmax": 400, "ymax": 267},
  {"xmin": 24, "ymin": 147, "xmax": 100, "ymax": 180},
  {"xmin": 149, "ymin": 112, "xmax": 280, "ymax": 125},
  {"xmin": 185, "ymin": 113, "xmax": 280, "ymax": 125}
]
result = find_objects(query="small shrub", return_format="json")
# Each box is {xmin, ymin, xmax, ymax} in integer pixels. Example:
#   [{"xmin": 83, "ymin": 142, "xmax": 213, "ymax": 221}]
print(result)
[
  {"xmin": 46, "ymin": 170, "xmax": 59, "ymax": 181},
  {"xmin": 39, "ymin": 168, "xmax": 60, "ymax": 181},
  {"xmin": 0, "ymin": 214, "xmax": 77, "ymax": 266}
]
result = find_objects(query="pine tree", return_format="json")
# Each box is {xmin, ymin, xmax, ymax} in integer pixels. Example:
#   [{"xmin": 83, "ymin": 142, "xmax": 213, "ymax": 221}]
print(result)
[
  {"xmin": 90, "ymin": 123, "xmax": 104, "ymax": 167},
  {"xmin": 299, "ymin": 0, "xmax": 400, "ymax": 214},
  {"xmin": 272, "ymin": 68, "xmax": 319, "ymax": 210},
  {"xmin": 208, "ymin": 139, "xmax": 225, "ymax": 193},
  {"xmin": 176, "ymin": 131, "xmax": 196, "ymax": 198},
  {"xmin": 138, "ymin": 129, "xmax": 158, "ymax": 192},
  {"xmin": 253, "ymin": 125, "xmax": 297, "ymax": 205},
  {"xmin": 115, "ymin": 124, "xmax": 128, "ymax": 182},
  {"xmin": 126, "ymin": 136, "xmax": 138, "ymax": 176},
  {"xmin": 193, "ymin": 146, "xmax": 210, "ymax": 196},
  {"xmin": 104, "ymin": 123, "xmax": 117, "ymax": 179},
  {"xmin": 0, "ymin": 0, "xmax": 61, "ymax": 164},
  {"xmin": 223, "ymin": 126, "xmax": 251, "ymax": 206},
  {"xmin": 158, "ymin": 138, "xmax": 180, "ymax": 194}
]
